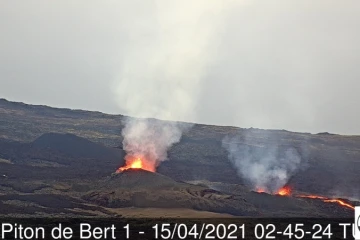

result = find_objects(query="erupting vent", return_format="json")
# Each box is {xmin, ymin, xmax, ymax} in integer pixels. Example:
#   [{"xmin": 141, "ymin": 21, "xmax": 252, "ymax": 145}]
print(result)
[
  {"xmin": 256, "ymin": 186, "xmax": 292, "ymax": 196},
  {"xmin": 116, "ymin": 156, "xmax": 156, "ymax": 173},
  {"xmin": 276, "ymin": 186, "xmax": 292, "ymax": 196},
  {"xmin": 255, "ymin": 186, "xmax": 355, "ymax": 210}
]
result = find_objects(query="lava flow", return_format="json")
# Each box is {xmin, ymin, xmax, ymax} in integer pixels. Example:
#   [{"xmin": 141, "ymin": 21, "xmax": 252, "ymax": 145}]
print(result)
[
  {"xmin": 255, "ymin": 186, "xmax": 355, "ymax": 210},
  {"xmin": 116, "ymin": 155, "xmax": 156, "ymax": 173},
  {"xmin": 323, "ymin": 199, "xmax": 355, "ymax": 210},
  {"xmin": 296, "ymin": 194, "xmax": 355, "ymax": 210}
]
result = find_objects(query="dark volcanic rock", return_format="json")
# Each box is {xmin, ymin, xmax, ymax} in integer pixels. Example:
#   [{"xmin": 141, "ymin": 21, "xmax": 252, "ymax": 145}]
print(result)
[
  {"xmin": 0, "ymin": 99, "xmax": 359, "ymax": 217},
  {"xmin": 0, "ymin": 134, "xmax": 125, "ymax": 181},
  {"xmin": 82, "ymin": 170, "xmax": 354, "ymax": 217},
  {"xmin": 83, "ymin": 170, "xmax": 257, "ymax": 216},
  {"xmin": 33, "ymin": 133, "xmax": 124, "ymax": 160},
  {"xmin": 105, "ymin": 169, "xmax": 185, "ymax": 189}
]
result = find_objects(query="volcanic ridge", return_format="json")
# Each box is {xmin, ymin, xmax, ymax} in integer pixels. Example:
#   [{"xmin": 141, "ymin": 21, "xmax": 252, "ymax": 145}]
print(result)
[{"xmin": 0, "ymin": 99, "xmax": 359, "ymax": 218}]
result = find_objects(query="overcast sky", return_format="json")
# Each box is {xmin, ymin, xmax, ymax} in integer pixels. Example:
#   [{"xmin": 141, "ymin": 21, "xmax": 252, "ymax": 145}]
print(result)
[{"xmin": 1, "ymin": 1, "xmax": 359, "ymax": 134}]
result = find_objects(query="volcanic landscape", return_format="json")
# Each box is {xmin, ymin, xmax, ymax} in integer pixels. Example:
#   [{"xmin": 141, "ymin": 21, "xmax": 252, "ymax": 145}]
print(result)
[{"xmin": 0, "ymin": 98, "xmax": 359, "ymax": 218}]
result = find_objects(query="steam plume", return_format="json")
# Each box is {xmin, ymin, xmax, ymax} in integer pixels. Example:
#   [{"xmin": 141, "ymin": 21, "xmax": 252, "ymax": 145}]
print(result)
[
  {"xmin": 114, "ymin": 2, "xmax": 232, "ymax": 169},
  {"xmin": 121, "ymin": 118, "xmax": 189, "ymax": 169},
  {"xmin": 222, "ymin": 134, "xmax": 303, "ymax": 193}
]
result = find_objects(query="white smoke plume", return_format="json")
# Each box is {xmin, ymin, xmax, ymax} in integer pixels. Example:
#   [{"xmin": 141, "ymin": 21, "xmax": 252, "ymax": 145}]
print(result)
[
  {"xmin": 121, "ymin": 118, "xmax": 190, "ymax": 168},
  {"xmin": 113, "ymin": 1, "xmax": 236, "ymax": 169},
  {"xmin": 222, "ymin": 134, "xmax": 303, "ymax": 193}
]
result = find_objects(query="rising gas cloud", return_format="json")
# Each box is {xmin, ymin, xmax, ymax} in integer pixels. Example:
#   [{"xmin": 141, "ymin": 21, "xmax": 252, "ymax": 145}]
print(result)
[
  {"xmin": 118, "ymin": 118, "xmax": 190, "ymax": 172},
  {"xmin": 113, "ymin": 1, "xmax": 233, "ymax": 171},
  {"xmin": 222, "ymin": 133, "xmax": 304, "ymax": 193}
]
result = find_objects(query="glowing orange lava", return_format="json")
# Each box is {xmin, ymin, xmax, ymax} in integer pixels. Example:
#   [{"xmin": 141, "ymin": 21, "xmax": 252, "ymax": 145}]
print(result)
[
  {"xmin": 116, "ymin": 156, "xmax": 155, "ymax": 173},
  {"xmin": 323, "ymin": 199, "xmax": 355, "ymax": 210},
  {"xmin": 296, "ymin": 194, "xmax": 327, "ymax": 200},
  {"xmin": 296, "ymin": 194, "xmax": 355, "ymax": 210},
  {"xmin": 277, "ymin": 186, "xmax": 292, "ymax": 196},
  {"xmin": 256, "ymin": 188, "xmax": 266, "ymax": 193}
]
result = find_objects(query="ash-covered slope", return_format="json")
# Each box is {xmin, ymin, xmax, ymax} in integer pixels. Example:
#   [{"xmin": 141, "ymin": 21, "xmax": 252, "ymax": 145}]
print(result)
[
  {"xmin": 1, "ymin": 98, "xmax": 360, "ymax": 198},
  {"xmin": 83, "ymin": 169, "xmax": 257, "ymax": 216},
  {"xmin": 0, "ymin": 133, "xmax": 124, "ymax": 181},
  {"xmin": 83, "ymin": 169, "xmax": 354, "ymax": 217},
  {"xmin": 33, "ymin": 133, "xmax": 124, "ymax": 161},
  {"xmin": 102, "ymin": 169, "xmax": 187, "ymax": 189},
  {"xmin": 1, "ymin": 99, "xmax": 360, "ymax": 216}
]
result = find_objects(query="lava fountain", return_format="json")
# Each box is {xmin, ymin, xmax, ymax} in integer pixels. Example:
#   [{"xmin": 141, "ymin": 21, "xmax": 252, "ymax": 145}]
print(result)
[
  {"xmin": 276, "ymin": 186, "xmax": 292, "ymax": 196},
  {"xmin": 255, "ymin": 186, "xmax": 292, "ymax": 196},
  {"xmin": 116, "ymin": 155, "xmax": 156, "ymax": 173}
]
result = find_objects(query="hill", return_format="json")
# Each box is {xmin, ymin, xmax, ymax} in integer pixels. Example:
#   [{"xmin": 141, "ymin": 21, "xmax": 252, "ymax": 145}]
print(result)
[
  {"xmin": 33, "ymin": 132, "xmax": 123, "ymax": 161},
  {"xmin": 83, "ymin": 169, "xmax": 354, "ymax": 217},
  {"xmin": 0, "ymin": 133, "xmax": 124, "ymax": 181},
  {"xmin": 0, "ymin": 98, "xmax": 359, "ymax": 217},
  {"xmin": 1, "ymin": 98, "xmax": 360, "ymax": 196}
]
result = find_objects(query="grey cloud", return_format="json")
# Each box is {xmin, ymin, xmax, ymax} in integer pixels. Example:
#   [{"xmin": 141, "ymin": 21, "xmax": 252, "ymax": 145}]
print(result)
[{"xmin": 0, "ymin": 1, "xmax": 359, "ymax": 134}]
